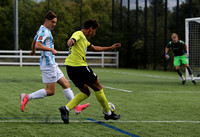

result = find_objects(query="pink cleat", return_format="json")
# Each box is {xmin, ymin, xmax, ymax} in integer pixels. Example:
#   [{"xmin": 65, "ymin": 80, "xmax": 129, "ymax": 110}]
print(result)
[
  {"xmin": 21, "ymin": 93, "xmax": 29, "ymax": 112},
  {"xmin": 74, "ymin": 103, "xmax": 90, "ymax": 114}
]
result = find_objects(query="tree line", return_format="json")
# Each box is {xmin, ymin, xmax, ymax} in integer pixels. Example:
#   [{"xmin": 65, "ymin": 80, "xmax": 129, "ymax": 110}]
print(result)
[{"xmin": 0, "ymin": 0, "xmax": 200, "ymax": 69}]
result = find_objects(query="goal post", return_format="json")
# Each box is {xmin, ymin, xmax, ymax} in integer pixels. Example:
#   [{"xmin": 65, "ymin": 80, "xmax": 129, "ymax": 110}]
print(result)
[{"xmin": 185, "ymin": 17, "xmax": 200, "ymax": 80}]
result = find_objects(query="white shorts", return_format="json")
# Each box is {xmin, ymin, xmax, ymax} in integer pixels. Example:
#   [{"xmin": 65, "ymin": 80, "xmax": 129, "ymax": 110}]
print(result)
[{"xmin": 41, "ymin": 65, "xmax": 64, "ymax": 83}]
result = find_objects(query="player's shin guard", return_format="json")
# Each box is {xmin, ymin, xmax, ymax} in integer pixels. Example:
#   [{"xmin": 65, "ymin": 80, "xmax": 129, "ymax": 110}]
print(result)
[
  {"xmin": 66, "ymin": 92, "xmax": 88, "ymax": 111},
  {"xmin": 95, "ymin": 89, "xmax": 110, "ymax": 114}
]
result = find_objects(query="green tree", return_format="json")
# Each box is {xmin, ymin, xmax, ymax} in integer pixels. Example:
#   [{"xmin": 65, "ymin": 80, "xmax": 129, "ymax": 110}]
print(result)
[{"xmin": 0, "ymin": 1, "xmax": 14, "ymax": 50}]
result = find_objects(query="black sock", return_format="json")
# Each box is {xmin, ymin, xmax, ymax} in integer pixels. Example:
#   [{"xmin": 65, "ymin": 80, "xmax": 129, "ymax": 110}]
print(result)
[
  {"xmin": 187, "ymin": 66, "xmax": 193, "ymax": 75},
  {"xmin": 176, "ymin": 69, "xmax": 183, "ymax": 77}
]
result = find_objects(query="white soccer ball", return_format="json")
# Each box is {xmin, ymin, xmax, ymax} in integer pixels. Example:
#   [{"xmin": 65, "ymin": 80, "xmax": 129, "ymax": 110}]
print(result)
[{"xmin": 102, "ymin": 102, "xmax": 115, "ymax": 114}]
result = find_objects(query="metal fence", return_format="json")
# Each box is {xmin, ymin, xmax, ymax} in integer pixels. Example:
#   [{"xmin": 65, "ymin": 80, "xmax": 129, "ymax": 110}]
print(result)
[{"xmin": 0, "ymin": 50, "xmax": 119, "ymax": 68}]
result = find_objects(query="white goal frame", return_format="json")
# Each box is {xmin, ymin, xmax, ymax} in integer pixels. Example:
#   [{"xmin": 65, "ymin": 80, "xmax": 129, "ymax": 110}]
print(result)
[{"xmin": 185, "ymin": 17, "xmax": 200, "ymax": 80}]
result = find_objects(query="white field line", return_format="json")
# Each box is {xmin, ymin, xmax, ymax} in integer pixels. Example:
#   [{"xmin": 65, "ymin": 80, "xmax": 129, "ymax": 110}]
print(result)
[
  {"xmin": 1, "ymin": 120, "xmax": 200, "ymax": 123},
  {"xmin": 102, "ymin": 85, "xmax": 133, "ymax": 93},
  {"xmin": 97, "ymin": 70, "xmax": 179, "ymax": 80},
  {"xmin": 140, "ymin": 91, "xmax": 200, "ymax": 93}
]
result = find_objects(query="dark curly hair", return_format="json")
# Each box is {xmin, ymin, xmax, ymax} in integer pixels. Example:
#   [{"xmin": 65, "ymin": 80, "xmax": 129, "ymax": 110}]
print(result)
[{"xmin": 83, "ymin": 19, "xmax": 99, "ymax": 29}]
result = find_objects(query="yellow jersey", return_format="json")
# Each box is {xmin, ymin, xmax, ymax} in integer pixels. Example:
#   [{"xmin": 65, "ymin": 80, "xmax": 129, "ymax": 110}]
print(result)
[{"xmin": 65, "ymin": 31, "xmax": 91, "ymax": 66}]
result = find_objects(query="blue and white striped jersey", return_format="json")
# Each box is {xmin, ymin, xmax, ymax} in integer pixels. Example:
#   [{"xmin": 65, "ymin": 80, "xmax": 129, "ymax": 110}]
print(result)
[{"xmin": 34, "ymin": 25, "xmax": 57, "ymax": 68}]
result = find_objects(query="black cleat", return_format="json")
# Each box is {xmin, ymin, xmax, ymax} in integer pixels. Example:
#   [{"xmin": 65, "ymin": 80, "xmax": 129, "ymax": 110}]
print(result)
[
  {"xmin": 197, "ymin": 74, "xmax": 200, "ymax": 77},
  {"xmin": 59, "ymin": 106, "xmax": 69, "ymax": 124},
  {"xmin": 182, "ymin": 80, "xmax": 186, "ymax": 85},
  {"xmin": 192, "ymin": 80, "xmax": 197, "ymax": 85},
  {"xmin": 104, "ymin": 112, "xmax": 120, "ymax": 120}
]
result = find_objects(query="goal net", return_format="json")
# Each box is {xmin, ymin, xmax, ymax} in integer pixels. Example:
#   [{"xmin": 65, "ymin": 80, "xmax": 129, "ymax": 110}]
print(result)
[{"xmin": 185, "ymin": 17, "xmax": 200, "ymax": 80}]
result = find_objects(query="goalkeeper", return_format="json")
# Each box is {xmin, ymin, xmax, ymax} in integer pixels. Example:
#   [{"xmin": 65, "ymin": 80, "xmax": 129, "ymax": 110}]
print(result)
[{"xmin": 165, "ymin": 33, "xmax": 196, "ymax": 85}]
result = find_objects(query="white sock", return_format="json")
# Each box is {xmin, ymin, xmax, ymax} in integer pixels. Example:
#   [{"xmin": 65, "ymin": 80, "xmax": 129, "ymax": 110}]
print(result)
[
  {"xmin": 191, "ymin": 74, "xmax": 194, "ymax": 80},
  {"xmin": 65, "ymin": 105, "xmax": 69, "ymax": 111},
  {"xmin": 63, "ymin": 88, "xmax": 74, "ymax": 101},
  {"xmin": 28, "ymin": 89, "xmax": 47, "ymax": 100},
  {"xmin": 181, "ymin": 75, "xmax": 185, "ymax": 81},
  {"xmin": 104, "ymin": 110, "xmax": 112, "ymax": 115}
]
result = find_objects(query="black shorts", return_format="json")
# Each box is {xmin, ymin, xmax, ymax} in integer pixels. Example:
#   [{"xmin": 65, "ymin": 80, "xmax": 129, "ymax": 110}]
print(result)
[{"xmin": 66, "ymin": 66, "xmax": 98, "ymax": 88}]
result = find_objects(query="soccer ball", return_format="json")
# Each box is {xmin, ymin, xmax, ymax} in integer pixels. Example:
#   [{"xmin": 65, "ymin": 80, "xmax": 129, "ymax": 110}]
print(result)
[{"xmin": 102, "ymin": 102, "xmax": 115, "ymax": 114}]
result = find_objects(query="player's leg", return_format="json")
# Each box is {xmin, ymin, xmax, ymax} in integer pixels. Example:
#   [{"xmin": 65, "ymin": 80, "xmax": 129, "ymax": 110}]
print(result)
[
  {"xmin": 57, "ymin": 76, "xmax": 89, "ymax": 114},
  {"xmin": 181, "ymin": 55, "xmax": 196, "ymax": 85},
  {"xmin": 56, "ymin": 66, "xmax": 75, "ymax": 101},
  {"xmin": 59, "ymin": 85, "xmax": 89, "ymax": 124},
  {"xmin": 185, "ymin": 64, "xmax": 196, "ymax": 85},
  {"xmin": 174, "ymin": 56, "xmax": 186, "ymax": 84},
  {"xmin": 59, "ymin": 66, "xmax": 90, "ymax": 123},
  {"xmin": 21, "ymin": 82, "xmax": 56, "ymax": 112},
  {"xmin": 21, "ymin": 67, "xmax": 57, "ymax": 112},
  {"xmin": 90, "ymin": 79, "xmax": 120, "ymax": 120},
  {"xmin": 175, "ymin": 65, "xmax": 186, "ymax": 85}
]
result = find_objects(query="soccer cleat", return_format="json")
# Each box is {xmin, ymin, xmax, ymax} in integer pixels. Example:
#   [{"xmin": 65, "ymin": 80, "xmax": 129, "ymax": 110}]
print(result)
[
  {"xmin": 182, "ymin": 80, "xmax": 186, "ymax": 85},
  {"xmin": 59, "ymin": 106, "xmax": 69, "ymax": 124},
  {"xmin": 104, "ymin": 112, "xmax": 120, "ymax": 120},
  {"xmin": 74, "ymin": 103, "xmax": 90, "ymax": 114},
  {"xmin": 192, "ymin": 80, "xmax": 197, "ymax": 85},
  {"xmin": 21, "ymin": 93, "xmax": 29, "ymax": 112}
]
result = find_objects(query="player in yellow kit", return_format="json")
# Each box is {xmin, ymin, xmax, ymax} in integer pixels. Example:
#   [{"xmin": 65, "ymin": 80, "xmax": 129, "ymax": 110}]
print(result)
[{"xmin": 59, "ymin": 19, "xmax": 121, "ymax": 124}]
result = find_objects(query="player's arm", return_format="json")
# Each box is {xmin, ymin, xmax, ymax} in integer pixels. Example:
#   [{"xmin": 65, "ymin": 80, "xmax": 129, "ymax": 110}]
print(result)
[
  {"xmin": 35, "ymin": 42, "xmax": 58, "ymax": 55},
  {"xmin": 87, "ymin": 43, "xmax": 121, "ymax": 52},
  {"xmin": 185, "ymin": 43, "xmax": 189, "ymax": 57},
  {"xmin": 30, "ymin": 39, "xmax": 36, "ymax": 56},
  {"xmin": 165, "ymin": 47, "xmax": 170, "ymax": 59},
  {"xmin": 67, "ymin": 38, "xmax": 76, "ymax": 47}
]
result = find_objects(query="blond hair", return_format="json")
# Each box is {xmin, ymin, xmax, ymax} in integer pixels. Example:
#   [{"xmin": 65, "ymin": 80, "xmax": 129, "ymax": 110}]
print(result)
[{"xmin": 171, "ymin": 33, "xmax": 178, "ymax": 38}]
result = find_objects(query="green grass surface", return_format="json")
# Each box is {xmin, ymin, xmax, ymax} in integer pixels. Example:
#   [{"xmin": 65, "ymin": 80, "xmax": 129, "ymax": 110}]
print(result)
[{"xmin": 0, "ymin": 66, "xmax": 200, "ymax": 137}]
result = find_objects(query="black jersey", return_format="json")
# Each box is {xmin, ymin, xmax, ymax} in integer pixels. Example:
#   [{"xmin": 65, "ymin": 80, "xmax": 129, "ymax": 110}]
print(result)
[{"xmin": 166, "ymin": 40, "xmax": 186, "ymax": 57}]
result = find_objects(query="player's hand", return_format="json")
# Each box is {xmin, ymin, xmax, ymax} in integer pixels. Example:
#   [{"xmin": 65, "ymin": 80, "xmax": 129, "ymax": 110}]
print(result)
[
  {"xmin": 111, "ymin": 43, "xmax": 121, "ymax": 50},
  {"xmin": 67, "ymin": 39, "xmax": 75, "ymax": 47},
  {"xmin": 165, "ymin": 53, "xmax": 169, "ymax": 60},
  {"xmin": 30, "ymin": 50, "xmax": 35, "ymax": 56},
  {"xmin": 52, "ymin": 49, "xmax": 58, "ymax": 55}
]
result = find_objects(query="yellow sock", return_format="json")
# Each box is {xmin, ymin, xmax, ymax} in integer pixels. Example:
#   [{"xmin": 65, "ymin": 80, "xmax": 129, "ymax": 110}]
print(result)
[
  {"xmin": 95, "ymin": 89, "xmax": 110, "ymax": 113},
  {"xmin": 66, "ymin": 92, "xmax": 88, "ymax": 111}
]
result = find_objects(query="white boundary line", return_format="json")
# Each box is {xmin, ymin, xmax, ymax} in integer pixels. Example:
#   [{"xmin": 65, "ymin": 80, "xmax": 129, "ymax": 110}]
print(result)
[
  {"xmin": 140, "ymin": 91, "xmax": 200, "ymax": 93},
  {"xmin": 102, "ymin": 85, "xmax": 133, "ymax": 93},
  {"xmin": 1, "ymin": 120, "xmax": 200, "ymax": 123}
]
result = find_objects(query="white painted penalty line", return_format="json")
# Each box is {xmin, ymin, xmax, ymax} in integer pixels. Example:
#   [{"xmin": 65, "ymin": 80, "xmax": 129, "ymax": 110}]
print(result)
[
  {"xmin": 102, "ymin": 85, "xmax": 133, "ymax": 93},
  {"xmin": 1, "ymin": 120, "xmax": 200, "ymax": 123}
]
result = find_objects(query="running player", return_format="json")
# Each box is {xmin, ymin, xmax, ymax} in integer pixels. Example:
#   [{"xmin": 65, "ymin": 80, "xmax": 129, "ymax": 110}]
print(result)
[
  {"xmin": 20, "ymin": 11, "xmax": 89, "ymax": 114},
  {"xmin": 165, "ymin": 33, "xmax": 196, "ymax": 85},
  {"xmin": 59, "ymin": 19, "xmax": 121, "ymax": 124}
]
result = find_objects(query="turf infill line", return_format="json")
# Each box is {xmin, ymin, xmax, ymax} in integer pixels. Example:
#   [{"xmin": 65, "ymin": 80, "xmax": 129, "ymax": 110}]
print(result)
[{"xmin": 102, "ymin": 85, "xmax": 133, "ymax": 93}]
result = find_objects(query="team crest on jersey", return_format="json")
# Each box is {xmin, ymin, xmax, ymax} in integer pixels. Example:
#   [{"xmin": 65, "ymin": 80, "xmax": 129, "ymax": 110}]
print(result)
[{"xmin": 39, "ymin": 36, "xmax": 43, "ymax": 40}]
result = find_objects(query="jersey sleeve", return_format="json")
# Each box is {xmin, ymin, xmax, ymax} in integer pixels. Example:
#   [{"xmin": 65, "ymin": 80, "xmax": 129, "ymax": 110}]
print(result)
[
  {"xmin": 166, "ymin": 41, "xmax": 172, "ymax": 48},
  {"xmin": 71, "ymin": 31, "xmax": 81, "ymax": 42},
  {"xmin": 36, "ymin": 29, "xmax": 48, "ymax": 43},
  {"xmin": 87, "ymin": 41, "xmax": 91, "ymax": 47},
  {"xmin": 179, "ymin": 40, "xmax": 185, "ymax": 45}
]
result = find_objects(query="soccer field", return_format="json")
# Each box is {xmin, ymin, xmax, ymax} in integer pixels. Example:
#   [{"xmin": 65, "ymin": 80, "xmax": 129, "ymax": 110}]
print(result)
[{"xmin": 0, "ymin": 66, "xmax": 200, "ymax": 137}]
